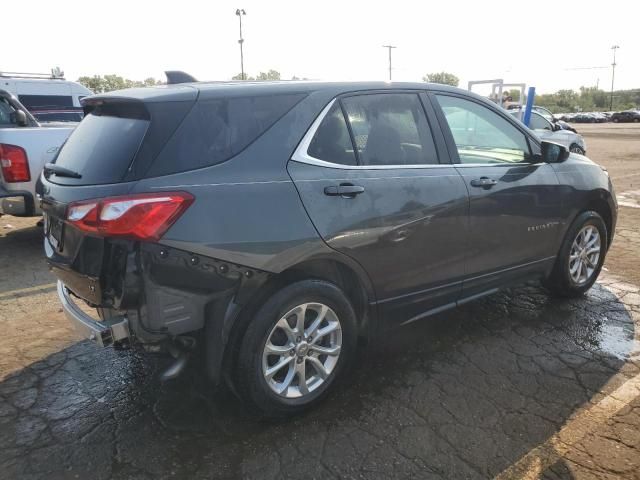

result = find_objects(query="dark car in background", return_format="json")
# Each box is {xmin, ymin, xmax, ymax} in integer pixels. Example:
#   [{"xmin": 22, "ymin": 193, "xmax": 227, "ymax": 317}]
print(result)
[
  {"xmin": 611, "ymin": 110, "xmax": 640, "ymax": 123},
  {"xmin": 38, "ymin": 81, "xmax": 617, "ymax": 416}
]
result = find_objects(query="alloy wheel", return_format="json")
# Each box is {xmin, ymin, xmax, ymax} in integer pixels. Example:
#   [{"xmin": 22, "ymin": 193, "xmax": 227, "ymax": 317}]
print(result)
[
  {"xmin": 262, "ymin": 302, "xmax": 342, "ymax": 398},
  {"xmin": 568, "ymin": 225, "xmax": 601, "ymax": 285}
]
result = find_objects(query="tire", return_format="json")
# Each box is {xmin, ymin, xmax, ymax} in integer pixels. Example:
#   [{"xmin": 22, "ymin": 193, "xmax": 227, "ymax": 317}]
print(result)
[
  {"xmin": 569, "ymin": 144, "xmax": 585, "ymax": 155},
  {"xmin": 634, "ymin": 118, "xmax": 639, "ymax": 123},
  {"xmin": 232, "ymin": 279, "xmax": 357, "ymax": 417},
  {"xmin": 544, "ymin": 211, "xmax": 607, "ymax": 297},
  {"xmin": 613, "ymin": 118, "xmax": 619, "ymax": 123}
]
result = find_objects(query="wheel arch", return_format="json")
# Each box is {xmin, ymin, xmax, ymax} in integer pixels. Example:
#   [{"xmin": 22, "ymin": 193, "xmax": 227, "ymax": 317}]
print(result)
[
  {"xmin": 212, "ymin": 254, "xmax": 378, "ymax": 386},
  {"xmin": 584, "ymin": 191, "xmax": 615, "ymax": 249}
]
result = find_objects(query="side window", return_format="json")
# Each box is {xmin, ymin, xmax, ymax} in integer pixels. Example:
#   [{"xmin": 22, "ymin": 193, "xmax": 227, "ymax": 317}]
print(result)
[
  {"xmin": 529, "ymin": 112, "xmax": 553, "ymax": 131},
  {"xmin": 307, "ymin": 103, "xmax": 357, "ymax": 165},
  {"xmin": 0, "ymin": 98, "xmax": 17, "ymax": 125},
  {"xmin": 148, "ymin": 93, "xmax": 306, "ymax": 176},
  {"xmin": 341, "ymin": 93, "xmax": 439, "ymax": 166},
  {"xmin": 436, "ymin": 95, "xmax": 531, "ymax": 164}
]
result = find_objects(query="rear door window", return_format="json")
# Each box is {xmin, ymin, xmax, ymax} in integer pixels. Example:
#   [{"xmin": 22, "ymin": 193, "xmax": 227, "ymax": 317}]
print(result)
[
  {"xmin": 50, "ymin": 103, "xmax": 149, "ymax": 185},
  {"xmin": 341, "ymin": 93, "xmax": 439, "ymax": 166},
  {"xmin": 307, "ymin": 103, "xmax": 357, "ymax": 165},
  {"xmin": 147, "ymin": 93, "xmax": 306, "ymax": 177}
]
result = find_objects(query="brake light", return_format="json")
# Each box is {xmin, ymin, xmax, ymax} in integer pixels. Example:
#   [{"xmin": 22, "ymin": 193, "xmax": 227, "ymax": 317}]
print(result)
[
  {"xmin": 66, "ymin": 192, "xmax": 194, "ymax": 241},
  {"xmin": 0, "ymin": 143, "xmax": 30, "ymax": 183}
]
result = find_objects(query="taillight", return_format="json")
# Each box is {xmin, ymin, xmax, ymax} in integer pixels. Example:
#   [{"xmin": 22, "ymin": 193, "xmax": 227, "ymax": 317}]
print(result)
[
  {"xmin": 0, "ymin": 143, "xmax": 30, "ymax": 183},
  {"xmin": 66, "ymin": 192, "xmax": 194, "ymax": 241}
]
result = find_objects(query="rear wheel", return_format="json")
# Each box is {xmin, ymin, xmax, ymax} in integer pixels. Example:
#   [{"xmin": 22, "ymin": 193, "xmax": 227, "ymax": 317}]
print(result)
[
  {"xmin": 232, "ymin": 279, "xmax": 357, "ymax": 417},
  {"xmin": 544, "ymin": 211, "xmax": 607, "ymax": 297}
]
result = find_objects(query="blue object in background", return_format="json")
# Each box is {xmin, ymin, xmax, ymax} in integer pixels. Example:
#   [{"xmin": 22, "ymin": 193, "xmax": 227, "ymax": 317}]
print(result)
[{"xmin": 522, "ymin": 87, "xmax": 536, "ymax": 127}]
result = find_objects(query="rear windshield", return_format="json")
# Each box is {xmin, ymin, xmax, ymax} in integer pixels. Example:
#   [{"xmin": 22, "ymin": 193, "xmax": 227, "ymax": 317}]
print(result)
[
  {"xmin": 146, "ymin": 93, "xmax": 306, "ymax": 177},
  {"xmin": 51, "ymin": 103, "xmax": 149, "ymax": 185}
]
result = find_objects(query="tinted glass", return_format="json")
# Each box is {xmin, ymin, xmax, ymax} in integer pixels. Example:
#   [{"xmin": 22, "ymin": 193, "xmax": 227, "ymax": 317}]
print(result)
[
  {"xmin": 18, "ymin": 94, "xmax": 73, "ymax": 110},
  {"xmin": 341, "ymin": 93, "xmax": 438, "ymax": 166},
  {"xmin": 0, "ymin": 98, "xmax": 17, "ymax": 125},
  {"xmin": 528, "ymin": 112, "xmax": 553, "ymax": 130},
  {"xmin": 52, "ymin": 106, "xmax": 149, "ymax": 185},
  {"xmin": 436, "ymin": 95, "xmax": 530, "ymax": 164},
  {"xmin": 33, "ymin": 111, "xmax": 84, "ymax": 123},
  {"xmin": 307, "ymin": 103, "xmax": 357, "ymax": 165},
  {"xmin": 148, "ymin": 93, "xmax": 305, "ymax": 176}
]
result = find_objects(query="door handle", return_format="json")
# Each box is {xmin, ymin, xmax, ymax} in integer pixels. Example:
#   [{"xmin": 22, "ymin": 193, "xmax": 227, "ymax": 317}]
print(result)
[
  {"xmin": 470, "ymin": 177, "xmax": 498, "ymax": 188},
  {"xmin": 324, "ymin": 184, "xmax": 365, "ymax": 198}
]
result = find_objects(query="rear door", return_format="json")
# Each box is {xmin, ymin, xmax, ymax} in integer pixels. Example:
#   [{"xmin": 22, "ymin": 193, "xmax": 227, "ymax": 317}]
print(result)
[
  {"xmin": 432, "ymin": 93, "xmax": 563, "ymax": 297},
  {"xmin": 289, "ymin": 92, "xmax": 469, "ymax": 326}
]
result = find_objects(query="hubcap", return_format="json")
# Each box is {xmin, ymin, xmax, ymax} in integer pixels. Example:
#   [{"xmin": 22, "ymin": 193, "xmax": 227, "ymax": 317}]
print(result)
[
  {"xmin": 568, "ymin": 225, "xmax": 601, "ymax": 285},
  {"xmin": 262, "ymin": 302, "xmax": 342, "ymax": 398}
]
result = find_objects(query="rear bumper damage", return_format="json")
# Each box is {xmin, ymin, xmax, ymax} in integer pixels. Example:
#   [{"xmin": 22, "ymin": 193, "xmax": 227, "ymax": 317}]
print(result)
[
  {"xmin": 57, "ymin": 280, "xmax": 130, "ymax": 347},
  {"xmin": 50, "ymin": 240, "xmax": 272, "ymax": 382}
]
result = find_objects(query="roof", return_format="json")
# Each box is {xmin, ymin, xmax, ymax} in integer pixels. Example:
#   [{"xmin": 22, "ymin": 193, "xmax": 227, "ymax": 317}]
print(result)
[{"xmin": 83, "ymin": 80, "xmax": 468, "ymax": 104}]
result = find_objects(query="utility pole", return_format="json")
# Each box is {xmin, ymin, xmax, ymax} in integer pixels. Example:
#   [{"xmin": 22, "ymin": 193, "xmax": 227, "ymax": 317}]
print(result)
[
  {"xmin": 236, "ymin": 9, "xmax": 247, "ymax": 80},
  {"xmin": 610, "ymin": 45, "xmax": 619, "ymax": 111},
  {"xmin": 382, "ymin": 45, "xmax": 396, "ymax": 81}
]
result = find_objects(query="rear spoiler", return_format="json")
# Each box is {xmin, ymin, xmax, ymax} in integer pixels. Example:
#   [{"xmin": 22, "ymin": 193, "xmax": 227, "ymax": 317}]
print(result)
[{"xmin": 164, "ymin": 71, "xmax": 197, "ymax": 84}]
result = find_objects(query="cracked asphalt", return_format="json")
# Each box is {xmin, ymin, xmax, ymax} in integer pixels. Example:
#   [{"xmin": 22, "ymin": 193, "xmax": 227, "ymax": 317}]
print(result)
[{"xmin": 1, "ymin": 124, "xmax": 639, "ymax": 480}]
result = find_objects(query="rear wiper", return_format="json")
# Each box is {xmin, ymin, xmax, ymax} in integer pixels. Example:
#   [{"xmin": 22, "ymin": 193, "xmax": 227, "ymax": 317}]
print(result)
[{"xmin": 44, "ymin": 163, "xmax": 82, "ymax": 179}]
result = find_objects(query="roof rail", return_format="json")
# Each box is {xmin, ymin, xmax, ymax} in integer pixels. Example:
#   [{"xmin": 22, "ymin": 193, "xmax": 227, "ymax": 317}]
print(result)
[{"xmin": 0, "ymin": 67, "xmax": 65, "ymax": 80}]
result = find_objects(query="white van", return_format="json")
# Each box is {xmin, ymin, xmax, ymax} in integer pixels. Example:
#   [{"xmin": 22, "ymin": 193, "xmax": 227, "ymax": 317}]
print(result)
[{"xmin": 0, "ymin": 69, "xmax": 92, "ymax": 123}]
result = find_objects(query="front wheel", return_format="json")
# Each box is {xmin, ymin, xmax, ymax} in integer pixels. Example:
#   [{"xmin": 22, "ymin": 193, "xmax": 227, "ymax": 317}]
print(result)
[
  {"xmin": 233, "ymin": 279, "xmax": 357, "ymax": 417},
  {"xmin": 569, "ymin": 144, "xmax": 585, "ymax": 155},
  {"xmin": 544, "ymin": 211, "xmax": 607, "ymax": 297}
]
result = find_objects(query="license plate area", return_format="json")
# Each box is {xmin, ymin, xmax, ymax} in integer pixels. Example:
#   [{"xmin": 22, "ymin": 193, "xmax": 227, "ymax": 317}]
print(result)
[{"xmin": 45, "ymin": 213, "xmax": 64, "ymax": 250}]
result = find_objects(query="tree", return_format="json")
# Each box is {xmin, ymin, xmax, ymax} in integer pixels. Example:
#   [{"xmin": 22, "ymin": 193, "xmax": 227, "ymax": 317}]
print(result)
[
  {"xmin": 232, "ymin": 70, "xmax": 281, "ymax": 81},
  {"xmin": 77, "ymin": 75, "xmax": 162, "ymax": 93},
  {"xmin": 232, "ymin": 73, "xmax": 254, "ymax": 80},
  {"xmin": 423, "ymin": 72, "xmax": 459, "ymax": 87},
  {"xmin": 255, "ymin": 70, "xmax": 281, "ymax": 81}
]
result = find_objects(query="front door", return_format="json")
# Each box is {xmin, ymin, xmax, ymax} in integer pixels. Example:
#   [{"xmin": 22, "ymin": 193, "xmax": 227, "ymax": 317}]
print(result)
[
  {"xmin": 432, "ymin": 93, "xmax": 563, "ymax": 297},
  {"xmin": 288, "ymin": 92, "xmax": 469, "ymax": 325}
]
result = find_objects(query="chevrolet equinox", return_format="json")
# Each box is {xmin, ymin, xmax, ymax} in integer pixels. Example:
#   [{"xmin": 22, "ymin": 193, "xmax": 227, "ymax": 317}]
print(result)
[{"xmin": 38, "ymin": 81, "xmax": 617, "ymax": 416}]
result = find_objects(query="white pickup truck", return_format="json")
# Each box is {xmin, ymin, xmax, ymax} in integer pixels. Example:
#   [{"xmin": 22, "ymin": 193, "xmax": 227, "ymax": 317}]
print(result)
[{"xmin": 0, "ymin": 89, "xmax": 76, "ymax": 217}]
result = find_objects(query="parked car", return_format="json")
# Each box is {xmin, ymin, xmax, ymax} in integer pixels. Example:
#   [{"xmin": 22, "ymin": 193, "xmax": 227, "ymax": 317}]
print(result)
[
  {"xmin": 0, "ymin": 89, "xmax": 77, "ymax": 217},
  {"xmin": 611, "ymin": 110, "xmax": 640, "ymax": 123},
  {"xmin": 511, "ymin": 111, "xmax": 587, "ymax": 154},
  {"xmin": 0, "ymin": 69, "xmax": 90, "ymax": 123},
  {"xmin": 39, "ymin": 81, "xmax": 617, "ymax": 416},
  {"xmin": 571, "ymin": 113, "xmax": 597, "ymax": 123}
]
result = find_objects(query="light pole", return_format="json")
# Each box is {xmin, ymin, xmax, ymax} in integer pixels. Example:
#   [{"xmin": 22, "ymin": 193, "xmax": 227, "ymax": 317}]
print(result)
[
  {"xmin": 610, "ymin": 45, "xmax": 619, "ymax": 111},
  {"xmin": 382, "ymin": 45, "xmax": 396, "ymax": 81},
  {"xmin": 236, "ymin": 9, "xmax": 246, "ymax": 80}
]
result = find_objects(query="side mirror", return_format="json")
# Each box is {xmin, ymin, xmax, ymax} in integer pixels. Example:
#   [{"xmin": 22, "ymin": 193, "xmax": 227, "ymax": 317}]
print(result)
[
  {"xmin": 14, "ymin": 109, "xmax": 28, "ymax": 127},
  {"xmin": 541, "ymin": 141, "xmax": 569, "ymax": 163}
]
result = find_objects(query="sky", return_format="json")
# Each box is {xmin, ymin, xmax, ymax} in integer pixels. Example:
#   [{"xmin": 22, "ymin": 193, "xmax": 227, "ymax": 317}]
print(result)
[{"xmin": 3, "ymin": 0, "xmax": 639, "ymax": 94}]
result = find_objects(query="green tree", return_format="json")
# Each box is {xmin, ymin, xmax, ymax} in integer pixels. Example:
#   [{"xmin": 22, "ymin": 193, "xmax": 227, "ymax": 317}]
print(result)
[
  {"xmin": 255, "ymin": 70, "xmax": 281, "ymax": 81},
  {"xmin": 232, "ymin": 70, "xmax": 281, "ymax": 81},
  {"xmin": 423, "ymin": 72, "xmax": 459, "ymax": 87},
  {"xmin": 77, "ymin": 75, "xmax": 162, "ymax": 93},
  {"xmin": 232, "ymin": 73, "xmax": 254, "ymax": 80}
]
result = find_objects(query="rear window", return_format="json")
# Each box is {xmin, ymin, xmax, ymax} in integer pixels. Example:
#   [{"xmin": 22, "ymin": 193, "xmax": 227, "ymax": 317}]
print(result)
[
  {"xmin": 51, "ymin": 103, "xmax": 149, "ymax": 185},
  {"xmin": 146, "ymin": 93, "xmax": 306, "ymax": 177},
  {"xmin": 18, "ymin": 94, "xmax": 73, "ymax": 110}
]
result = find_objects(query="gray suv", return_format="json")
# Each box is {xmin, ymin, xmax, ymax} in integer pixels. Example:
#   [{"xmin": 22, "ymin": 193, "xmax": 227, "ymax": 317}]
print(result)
[{"xmin": 39, "ymin": 81, "xmax": 617, "ymax": 416}]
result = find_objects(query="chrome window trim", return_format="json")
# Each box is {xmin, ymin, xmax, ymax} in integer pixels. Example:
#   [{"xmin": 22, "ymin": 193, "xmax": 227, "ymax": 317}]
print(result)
[{"xmin": 291, "ymin": 98, "xmax": 452, "ymax": 170}]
